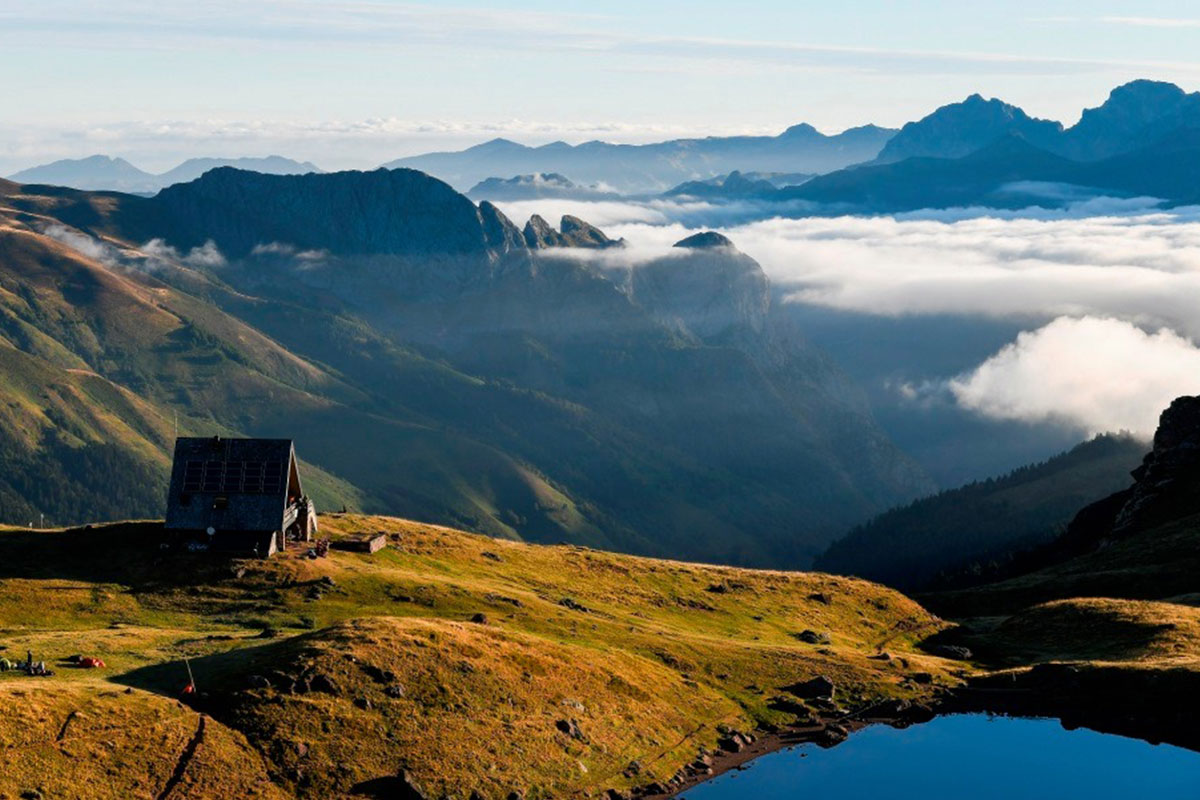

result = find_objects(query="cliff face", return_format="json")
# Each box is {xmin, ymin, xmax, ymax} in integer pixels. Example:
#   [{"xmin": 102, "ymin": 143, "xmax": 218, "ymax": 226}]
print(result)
[
  {"xmin": 1112, "ymin": 396, "xmax": 1200, "ymax": 534},
  {"xmin": 148, "ymin": 167, "xmax": 525, "ymax": 259},
  {"xmin": 1056, "ymin": 396, "xmax": 1200, "ymax": 549}
]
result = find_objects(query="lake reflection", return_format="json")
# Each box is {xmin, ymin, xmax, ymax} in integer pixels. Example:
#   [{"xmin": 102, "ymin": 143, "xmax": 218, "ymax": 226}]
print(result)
[{"xmin": 680, "ymin": 714, "xmax": 1200, "ymax": 799}]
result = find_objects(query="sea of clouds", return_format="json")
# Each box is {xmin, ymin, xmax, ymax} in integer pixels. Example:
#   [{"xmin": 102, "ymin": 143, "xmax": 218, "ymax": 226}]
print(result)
[{"xmin": 496, "ymin": 195, "xmax": 1200, "ymax": 438}]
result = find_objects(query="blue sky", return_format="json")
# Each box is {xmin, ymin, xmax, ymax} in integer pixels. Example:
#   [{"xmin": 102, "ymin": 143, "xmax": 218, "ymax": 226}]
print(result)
[{"xmin": 4, "ymin": 0, "xmax": 1200, "ymax": 171}]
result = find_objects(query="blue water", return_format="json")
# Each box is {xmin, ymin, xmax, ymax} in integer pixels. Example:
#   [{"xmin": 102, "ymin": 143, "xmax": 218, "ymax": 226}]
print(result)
[{"xmin": 680, "ymin": 714, "xmax": 1200, "ymax": 799}]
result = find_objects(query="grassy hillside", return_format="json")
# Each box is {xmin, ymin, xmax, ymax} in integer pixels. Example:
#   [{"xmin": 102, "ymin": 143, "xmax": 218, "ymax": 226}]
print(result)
[
  {"xmin": 816, "ymin": 434, "xmax": 1145, "ymax": 590},
  {"xmin": 0, "ymin": 514, "xmax": 960, "ymax": 799},
  {"xmin": 926, "ymin": 511, "xmax": 1200, "ymax": 617}
]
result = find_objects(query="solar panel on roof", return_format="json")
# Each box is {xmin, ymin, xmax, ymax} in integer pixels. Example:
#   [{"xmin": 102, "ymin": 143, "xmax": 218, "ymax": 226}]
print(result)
[{"xmin": 180, "ymin": 458, "xmax": 284, "ymax": 494}]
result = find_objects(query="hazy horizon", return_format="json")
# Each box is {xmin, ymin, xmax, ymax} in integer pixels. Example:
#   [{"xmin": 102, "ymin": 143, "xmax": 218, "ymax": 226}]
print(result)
[{"xmin": 6, "ymin": 0, "xmax": 1200, "ymax": 173}]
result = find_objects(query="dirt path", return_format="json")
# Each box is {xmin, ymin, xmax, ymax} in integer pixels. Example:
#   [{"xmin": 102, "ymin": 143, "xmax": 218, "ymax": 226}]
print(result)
[{"xmin": 154, "ymin": 715, "xmax": 207, "ymax": 800}]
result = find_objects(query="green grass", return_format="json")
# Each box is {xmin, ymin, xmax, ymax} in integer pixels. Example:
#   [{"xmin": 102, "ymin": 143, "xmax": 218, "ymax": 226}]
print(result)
[{"xmin": 0, "ymin": 514, "xmax": 961, "ymax": 799}]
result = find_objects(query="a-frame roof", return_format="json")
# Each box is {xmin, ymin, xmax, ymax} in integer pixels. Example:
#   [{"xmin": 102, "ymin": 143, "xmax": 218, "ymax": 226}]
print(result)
[{"xmin": 165, "ymin": 437, "xmax": 300, "ymax": 533}]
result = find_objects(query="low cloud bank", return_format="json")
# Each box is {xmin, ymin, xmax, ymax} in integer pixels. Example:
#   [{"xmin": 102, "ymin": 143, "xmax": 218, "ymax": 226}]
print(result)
[
  {"xmin": 499, "ymin": 197, "xmax": 1200, "ymax": 436},
  {"xmin": 40, "ymin": 223, "xmax": 228, "ymax": 274},
  {"xmin": 950, "ymin": 316, "xmax": 1200, "ymax": 437},
  {"xmin": 505, "ymin": 198, "xmax": 1200, "ymax": 340}
]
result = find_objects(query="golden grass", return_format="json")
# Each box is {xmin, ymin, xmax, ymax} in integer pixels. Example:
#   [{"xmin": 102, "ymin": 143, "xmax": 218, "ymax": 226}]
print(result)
[
  {"xmin": 0, "ymin": 682, "xmax": 287, "ymax": 800},
  {"xmin": 980, "ymin": 597, "xmax": 1200, "ymax": 667},
  {"xmin": 0, "ymin": 514, "xmax": 961, "ymax": 798}
]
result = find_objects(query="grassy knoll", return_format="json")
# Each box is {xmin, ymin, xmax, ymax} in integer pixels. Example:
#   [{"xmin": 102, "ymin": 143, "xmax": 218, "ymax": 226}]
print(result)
[{"xmin": 0, "ymin": 514, "xmax": 959, "ymax": 799}]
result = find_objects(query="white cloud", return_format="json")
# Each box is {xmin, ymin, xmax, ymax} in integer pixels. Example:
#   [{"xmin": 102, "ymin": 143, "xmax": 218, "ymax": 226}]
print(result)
[
  {"xmin": 949, "ymin": 317, "xmax": 1200, "ymax": 436},
  {"xmin": 495, "ymin": 200, "xmax": 1200, "ymax": 341},
  {"xmin": 496, "ymin": 198, "xmax": 1200, "ymax": 435},
  {"xmin": 41, "ymin": 223, "xmax": 120, "ymax": 266},
  {"xmin": 143, "ymin": 238, "xmax": 227, "ymax": 269}
]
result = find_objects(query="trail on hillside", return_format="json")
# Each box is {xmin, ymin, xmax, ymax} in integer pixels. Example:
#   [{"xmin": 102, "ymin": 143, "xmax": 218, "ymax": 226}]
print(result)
[{"xmin": 154, "ymin": 715, "xmax": 207, "ymax": 800}]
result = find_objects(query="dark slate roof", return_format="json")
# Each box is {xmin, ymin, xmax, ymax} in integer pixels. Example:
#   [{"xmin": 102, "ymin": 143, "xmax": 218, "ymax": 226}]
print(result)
[{"xmin": 165, "ymin": 437, "xmax": 301, "ymax": 533}]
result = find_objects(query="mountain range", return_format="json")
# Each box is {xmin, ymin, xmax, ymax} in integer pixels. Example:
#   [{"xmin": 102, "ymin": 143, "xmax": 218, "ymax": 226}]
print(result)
[
  {"xmin": 657, "ymin": 82, "xmax": 1200, "ymax": 213},
  {"xmin": 7, "ymin": 154, "xmax": 321, "ymax": 194},
  {"xmin": 13, "ymin": 80, "xmax": 1200, "ymax": 204},
  {"xmin": 879, "ymin": 79, "xmax": 1200, "ymax": 164},
  {"xmin": 0, "ymin": 167, "xmax": 931, "ymax": 566},
  {"xmin": 385, "ymin": 124, "xmax": 896, "ymax": 193},
  {"xmin": 783, "ymin": 126, "xmax": 1200, "ymax": 212},
  {"xmin": 391, "ymin": 79, "xmax": 1200, "ymax": 201}
]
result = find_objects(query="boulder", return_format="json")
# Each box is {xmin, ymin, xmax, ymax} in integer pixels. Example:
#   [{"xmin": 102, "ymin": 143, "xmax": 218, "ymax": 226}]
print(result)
[
  {"xmin": 783, "ymin": 675, "xmax": 836, "ymax": 699},
  {"xmin": 821, "ymin": 722, "xmax": 849, "ymax": 744},
  {"xmin": 930, "ymin": 644, "xmax": 973, "ymax": 660},
  {"xmin": 718, "ymin": 734, "xmax": 745, "ymax": 753},
  {"xmin": 555, "ymin": 718, "xmax": 587, "ymax": 741},
  {"xmin": 559, "ymin": 597, "xmax": 590, "ymax": 613},
  {"xmin": 794, "ymin": 630, "xmax": 831, "ymax": 645},
  {"xmin": 308, "ymin": 673, "xmax": 339, "ymax": 695},
  {"xmin": 395, "ymin": 769, "xmax": 428, "ymax": 800}
]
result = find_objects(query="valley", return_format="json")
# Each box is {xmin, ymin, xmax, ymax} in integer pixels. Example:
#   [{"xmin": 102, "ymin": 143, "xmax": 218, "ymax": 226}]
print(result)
[
  {"xmin": 0, "ymin": 171, "xmax": 930, "ymax": 566},
  {"xmin": 5, "ymin": 27, "xmax": 1200, "ymax": 796}
]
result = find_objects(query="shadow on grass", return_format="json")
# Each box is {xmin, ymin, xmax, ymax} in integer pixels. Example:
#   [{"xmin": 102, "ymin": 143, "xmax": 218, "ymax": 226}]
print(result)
[
  {"xmin": 0, "ymin": 521, "xmax": 272, "ymax": 601},
  {"xmin": 113, "ymin": 634, "xmax": 300, "ymax": 700}
]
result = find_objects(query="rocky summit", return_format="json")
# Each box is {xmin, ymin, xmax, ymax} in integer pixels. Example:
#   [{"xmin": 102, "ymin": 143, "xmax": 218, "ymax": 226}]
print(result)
[
  {"xmin": 673, "ymin": 231, "xmax": 734, "ymax": 249},
  {"xmin": 522, "ymin": 214, "xmax": 624, "ymax": 249}
]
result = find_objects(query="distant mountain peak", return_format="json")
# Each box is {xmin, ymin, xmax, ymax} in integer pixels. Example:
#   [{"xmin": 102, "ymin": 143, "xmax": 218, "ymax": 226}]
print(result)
[
  {"xmin": 1109, "ymin": 79, "xmax": 1187, "ymax": 102},
  {"xmin": 1060, "ymin": 79, "xmax": 1200, "ymax": 159},
  {"xmin": 781, "ymin": 122, "xmax": 820, "ymax": 138},
  {"xmin": 876, "ymin": 92, "xmax": 1063, "ymax": 163},
  {"xmin": 467, "ymin": 138, "xmax": 529, "ymax": 153},
  {"xmin": 8, "ymin": 154, "xmax": 157, "ymax": 192},
  {"xmin": 7, "ymin": 153, "xmax": 323, "ymax": 193}
]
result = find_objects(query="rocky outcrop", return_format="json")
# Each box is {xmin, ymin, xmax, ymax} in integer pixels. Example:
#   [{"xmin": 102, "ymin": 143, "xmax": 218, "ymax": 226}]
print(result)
[
  {"xmin": 522, "ymin": 214, "xmax": 624, "ymax": 249},
  {"xmin": 478, "ymin": 200, "xmax": 527, "ymax": 253},
  {"xmin": 522, "ymin": 214, "xmax": 562, "ymax": 249},
  {"xmin": 1112, "ymin": 396, "xmax": 1200, "ymax": 534},
  {"xmin": 1059, "ymin": 396, "xmax": 1200, "ymax": 546}
]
